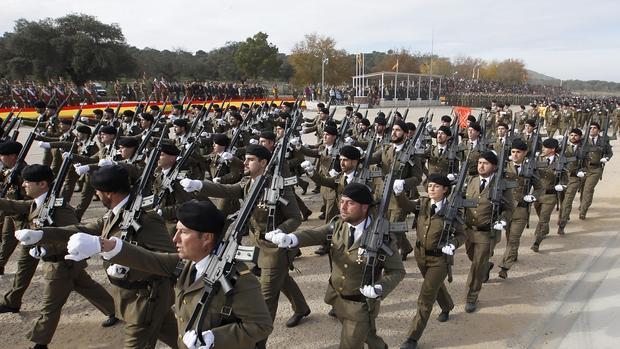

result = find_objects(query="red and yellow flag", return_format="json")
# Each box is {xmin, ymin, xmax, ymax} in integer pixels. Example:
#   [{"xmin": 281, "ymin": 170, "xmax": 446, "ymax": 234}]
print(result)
[{"xmin": 454, "ymin": 106, "xmax": 472, "ymax": 128}]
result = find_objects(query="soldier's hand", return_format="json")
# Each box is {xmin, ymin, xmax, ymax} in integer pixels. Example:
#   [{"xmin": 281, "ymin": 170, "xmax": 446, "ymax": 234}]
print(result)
[
  {"xmin": 29, "ymin": 247, "xmax": 47, "ymax": 259},
  {"xmin": 249, "ymin": 138, "xmax": 259, "ymax": 145},
  {"xmin": 441, "ymin": 244, "xmax": 455, "ymax": 256},
  {"xmin": 106, "ymin": 264, "xmax": 130, "ymax": 279},
  {"xmin": 218, "ymin": 119, "xmax": 228, "ymax": 126},
  {"xmin": 265, "ymin": 229, "xmax": 297, "ymax": 248},
  {"xmin": 74, "ymin": 164, "xmax": 90, "ymax": 175},
  {"xmin": 447, "ymin": 173, "xmax": 457, "ymax": 181},
  {"xmin": 200, "ymin": 131, "xmax": 211, "ymax": 139},
  {"xmin": 523, "ymin": 194, "xmax": 536, "ymax": 203},
  {"xmin": 289, "ymin": 137, "xmax": 300, "ymax": 146},
  {"xmin": 180, "ymin": 178, "xmax": 203, "ymax": 192},
  {"xmin": 98, "ymin": 158, "xmax": 115, "ymax": 167},
  {"xmin": 393, "ymin": 179, "xmax": 405, "ymax": 195},
  {"xmin": 601, "ymin": 157, "xmax": 609, "ymax": 164},
  {"xmin": 65, "ymin": 232, "xmax": 101, "ymax": 261},
  {"xmin": 38, "ymin": 141, "xmax": 51, "ymax": 149},
  {"xmin": 344, "ymin": 136, "xmax": 354, "ymax": 144},
  {"xmin": 213, "ymin": 177, "xmax": 221, "ymax": 183},
  {"xmin": 360, "ymin": 284, "xmax": 382, "ymax": 299},
  {"xmin": 251, "ymin": 128, "xmax": 261, "ymax": 135},
  {"xmin": 554, "ymin": 184, "xmax": 565, "ymax": 192},
  {"xmin": 493, "ymin": 220, "xmax": 507, "ymax": 231},
  {"xmin": 220, "ymin": 152, "xmax": 233, "ymax": 162},
  {"xmin": 183, "ymin": 330, "xmax": 214, "ymax": 349},
  {"xmin": 577, "ymin": 171, "xmax": 586, "ymax": 178},
  {"xmin": 80, "ymin": 116, "xmax": 89, "ymax": 123},
  {"xmin": 328, "ymin": 169, "xmax": 340, "ymax": 178},
  {"xmin": 15, "ymin": 229, "xmax": 43, "ymax": 245}
]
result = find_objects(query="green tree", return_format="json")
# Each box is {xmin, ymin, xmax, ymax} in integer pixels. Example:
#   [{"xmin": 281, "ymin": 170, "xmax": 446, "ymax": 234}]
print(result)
[
  {"xmin": 288, "ymin": 33, "xmax": 351, "ymax": 86},
  {"xmin": 234, "ymin": 32, "xmax": 280, "ymax": 80}
]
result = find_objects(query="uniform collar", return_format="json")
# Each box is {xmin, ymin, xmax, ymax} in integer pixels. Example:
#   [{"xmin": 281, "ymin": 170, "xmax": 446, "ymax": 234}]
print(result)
[
  {"xmin": 111, "ymin": 195, "xmax": 130, "ymax": 217},
  {"xmin": 34, "ymin": 192, "xmax": 48, "ymax": 208}
]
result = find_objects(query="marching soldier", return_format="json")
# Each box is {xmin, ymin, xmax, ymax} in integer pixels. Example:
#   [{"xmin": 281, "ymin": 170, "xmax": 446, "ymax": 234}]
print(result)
[
  {"xmin": 0, "ymin": 164, "xmax": 118, "ymax": 349},
  {"xmin": 180, "ymin": 145, "xmax": 311, "ymax": 329},
  {"xmin": 515, "ymin": 105, "xmax": 528, "ymax": 133},
  {"xmin": 15, "ymin": 165, "xmax": 179, "ymax": 348},
  {"xmin": 545, "ymin": 104, "xmax": 560, "ymax": 137},
  {"xmin": 558, "ymin": 128, "xmax": 585, "ymax": 235},
  {"xmin": 62, "ymin": 199, "xmax": 274, "ymax": 349},
  {"xmin": 579, "ymin": 122, "xmax": 613, "ymax": 220},
  {"xmin": 425, "ymin": 126, "xmax": 453, "ymax": 176},
  {"xmin": 460, "ymin": 123, "xmax": 484, "ymax": 175},
  {"xmin": 204, "ymin": 134, "xmax": 243, "ymax": 216},
  {"xmin": 264, "ymin": 183, "xmax": 405, "ymax": 349}
]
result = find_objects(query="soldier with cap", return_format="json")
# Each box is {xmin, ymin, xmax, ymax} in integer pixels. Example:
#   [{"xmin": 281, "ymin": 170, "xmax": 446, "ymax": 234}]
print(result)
[
  {"xmin": 578, "ymin": 122, "xmax": 613, "ymax": 220},
  {"xmin": 0, "ymin": 140, "xmax": 27, "ymax": 276},
  {"xmin": 180, "ymin": 144, "xmax": 311, "ymax": 329},
  {"xmin": 557, "ymin": 128, "xmax": 585, "ymax": 235},
  {"xmin": 515, "ymin": 105, "xmax": 528, "ymax": 133},
  {"xmin": 394, "ymin": 173, "xmax": 465, "ymax": 349},
  {"xmin": 463, "ymin": 151, "xmax": 513, "ymax": 312},
  {"xmin": 15, "ymin": 165, "xmax": 178, "ymax": 348},
  {"xmin": 63, "ymin": 199, "xmax": 274, "ymax": 349},
  {"xmin": 460, "ymin": 123, "xmax": 484, "ymax": 176},
  {"xmin": 0, "ymin": 164, "xmax": 118, "ymax": 348},
  {"xmin": 425, "ymin": 125, "xmax": 454, "ymax": 176},
  {"xmin": 545, "ymin": 104, "xmax": 561, "ymax": 138},
  {"xmin": 265, "ymin": 183, "xmax": 405, "ymax": 349},
  {"xmin": 521, "ymin": 119, "xmax": 541, "ymax": 153},
  {"xmin": 204, "ymin": 133, "xmax": 243, "ymax": 216}
]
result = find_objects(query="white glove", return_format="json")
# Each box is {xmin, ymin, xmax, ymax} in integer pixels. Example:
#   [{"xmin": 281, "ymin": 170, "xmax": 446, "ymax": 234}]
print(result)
[
  {"xmin": 265, "ymin": 229, "xmax": 297, "ymax": 248},
  {"xmin": 80, "ymin": 116, "xmax": 89, "ymax": 122},
  {"xmin": 184, "ymin": 143, "xmax": 192, "ymax": 150},
  {"xmin": 554, "ymin": 184, "xmax": 565, "ymax": 192},
  {"xmin": 38, "ymin": 141, "xmax": 51, "ymax": 149},
  {"xmin": 218, "ymin": 119, "xmax": 227, "ymax": 126},
  {"xmin": 393, "ymin": 179, "xmax": 405, "ymax": 195},
  {"xmin": 344, "ymin": 136, "xmax": 354, "ymax": 144},
  {"xmin": 251, "ymin": 128, "xmax": 261, "ymax": 135},
  {"xmin": 328, "ymin": 169, "xmax": 340, "ymax": 178},
  {"xmin": 98, "ymin": 158, "xmax": 115, "ymax": 167},
  {"xmin": 180, "ymin": 178, "xmax": 203, "ymax": 192},
  {"xmin": 15, "ymin": 229, "xmax": 43, "ymax": 245},
  {"xmin": 65, "ymin": 232, "xmax": 101, "ymax": 261},
  {"xmin": 447, "ymin": 173, "xmax": 457, "ymax": 181},
  {"xmin": 300, "ymin": 160, "xmax": 312, "ymax": 169},
  {"xmin": 74, "ymin": 164, "xmax": 90, "ymax": 175},
  {"xmin": 62, "ymin": 152, "xmax": 72, "ymax": 160},
  {"xmin": 183, "ymin": 330, "xmax": 214, "ymax": 349},
  {"xmin": 441, "ymin": 244, "xmax": 455, "ymax": 256},
  {"xmin": 290, "ymin": 137, "xmax": 300, "ymax": 146},
  {"xmin": 249, "ymin": 138, "xmax": 258, "ymax": 145},
  {"xmin": 29, "ymin": 247, "xmax": 47, "ymax": 259},
  {"xmin": 425, "ymin": 123, "xmax": 434, "ymax": 132},
  {"xmin": 577, "ymin": 171, "xmax": 586, "ymax": 178},
  {"xmin": 493, "ymin": 220, "xmax": 507, "ymax": 231},
  {"xmin": 523, "ymin": 194, "xmax": 536, "ymax": 203},
  {"xmin": 141, "ymin": 134, "xmax": 146, "ymax": 140},
  {"xmin": 359, "ymin": 284, "xmax": 382, "ymax": 299},
  {"xmin": 156, "ymin": 209, "xmax": 163, "ymax": 216},
  {"xmin": 213, "ymin": 177, "xmax": 221, "ymax": 183},
  {"xmin": 601, "ymin": 157, "xmax": 609, "ymax": 164},
  {"xmin": 106, "ymin": 264, "xmax": 130, "ymax": 278},
  {"xmin": 220, "ymin": 152, "xmax": 233, "ymax": 162},
  {"xmin": 200, "ymin": 131, "xmax": 211, "ymax": 139}
]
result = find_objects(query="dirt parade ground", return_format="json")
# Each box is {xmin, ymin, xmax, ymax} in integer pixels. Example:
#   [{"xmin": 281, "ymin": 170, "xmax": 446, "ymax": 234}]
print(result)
[{"xmin": 1, "ymin": 106, "xmax": 619, "ymax": 348}]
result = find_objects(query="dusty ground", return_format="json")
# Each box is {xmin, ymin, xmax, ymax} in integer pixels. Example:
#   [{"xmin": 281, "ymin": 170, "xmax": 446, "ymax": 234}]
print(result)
[{"xmin": 1, "ymin": 106, "xmax": 619, "ymax": 348}]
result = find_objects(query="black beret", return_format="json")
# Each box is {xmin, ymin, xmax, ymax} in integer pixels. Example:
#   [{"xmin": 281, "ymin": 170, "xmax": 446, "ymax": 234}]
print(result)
[
  {"xmin": 394, "ymin": 119, "xmax": 408, "ymax": 132},
  {"xmin": 246, "ymin": 144, "xmax": 271, "ymax": 161},
  {"xmin": 441, "ymin": 115, "xmax": 452, "ymax": 123},
  {"xmin": 570, "ymin": 128, "xmax": 583, "ymax": 136},
  {"xmin": 406, "ymin": 122, "xmax": 416, "ymax": 131},
  {"xmin": 34, "ymin": 101, "xmax": 47, "ymax": 109},
  {"xmin": 377, "ymin": 112, "xmax": 386, "ymax": 118},
  {"xmin": 479, "ymin": 150, "xmax": 498, "ymax": 165},
  {"xmin": 123, "ymin": 110, "xmax": 135, "ymax": 118},
  {"xmin": 228, "ymin": 105, "xmax": 238, "ymax": 111},
  {"xmin": 177, "ymin": 199, "xmax": 226, "ymax": 234},
  {"xmin": 76, "ymin": 125, "xmax": 91, "ymax": 134},
  {"xmin": 317, "ymin": 103, "xmax": 325, "ymax": 108},
  {"xmin": 497, "ymin": 122, "xmax": 509, "ymax": 129},
  {"xmin": 21, "ymin": 164, "xmax": 53, "ymax": 183},
  {"xmin": 427, "ymin": 173, "xmax": 451, "ymax": 187},
  {"xmin": 149, "ymin": 105, "xmax": 160, "ymax": 111},
  {"xmin": 0, "ymin": 140, "xmax": 22, "ymax": 155},
  {"xmin": 339, "ymin": 145, "xmax": 361, "ymax": 160},
  {"xmin": 511, "ymin": 139, "xmax": 528, "ymax": 151},
  {"xmin": 93, "ymin": 109, "xmax": 104, "ymax": 116},
  {"xmin": 230, "ymin": 112, "xmax": 243, "ymax": 121},
  {"xmin": 469, "ymin": 123, "xmax": 482, "ymax": 133},
  {"xmin": 140, "ymin": 113, "xmax": 154, "ymax": 122},
  {"xmin": 325, "ymin": 120, "xmax": 337, "ymax": 128},
  {"xmin": 260, "ymin": 131, "xmax": 276, "ymax": 141},
  {"xmin": 467, "ymin": 115, "xmax": 477, "ymax": 122},
  {"xmin": 324, "ymin": 125, "xmax": 338, "ymax": 136},
  {"xmin": 60, "ymin": 119, "xmax": 72, "ymax": 125},
  {"xmin": 437, "ymin": 125, "xmax": 452, "ymax": 137},
  {"xmin": 319, "ymin": 108, "xmax": 329, "ymax": 115},
  {"xmin": 279, "ymin": 112, "xmax": 291, "ymax": 119},
  {"xmin": 282, "ymin": 102, "xmax": 294, "ymax": 108},
  {"xmin": 90, "ymin": 165, "xmax": 130, "ymax": 193},
  {"xmin": 394, "ymin": 111, "xmax": 402, "ymax": 118},
  {"xmin": 160, "ymin": 143, "xmax": 180, "ymax": 156},
  {"xmin": 100, "ymin": 125, "xmax": 117, "ymax": 135},
  {"xmin": 374, "ymin": 116, "xmax": 387, "ymax": 126},
  {"xmin": 214, "ymin": 107, "xmax": 223, "ymax": 113},
  {"xmin": 525, "ymin": 119, "xmax": 537, "ymax": 127},
  {"xmin": 590, "ymin": 122, "xmax": 601, "ymax": 129},
  {"xmin": 345, "ymin": 106, "xmax": 353, "ymax": 111},
  {"xmin": 342, "ymin": 183, "xmax": 373, "ymax": 205},
  {"xmin": 118, "ymin": 137, "xmax": 139, "ymax": 148},
  {"xmin": 354, "ymin": 112, "xmax": 363, "ymax": 118},
  {"xmin": 104, "ymin": 108, "xmax": 114, "ymax": 114},
  {"xmin": 173, "ymin": 118, "xmax": 188, "ymax": 128},
  {"xmin": 212, "ymin": 133, "xmax": 230, "ymax": 147},
  {"xmin": 542, "ymin": 138, "xmax": 559, "ymax": 149},
  {"xmin": 361, "ymin": 119, "xmax": 371, "ymax": 126}
]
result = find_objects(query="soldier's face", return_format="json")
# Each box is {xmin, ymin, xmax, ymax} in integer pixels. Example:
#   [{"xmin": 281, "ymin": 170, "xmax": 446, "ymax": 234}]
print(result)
[
  {"xmin": 391, "ymin": 126, "xmax": 405, "ymax": 143},
  {"xmin": 497, "ymin": 127, "xmax": 507, "ymax": 137},
  {"xmin": 376, "ymin": 124, "xmax": 386, "ymax": 134},
  {"xmin": 590, "ymin": 126, "xmax": 600, "ymax": 137},
  {"xmin": 173, "ymin": 222, "xmax": 214, "ymax": 260},
  {"xmin": 100, "ymin": 133, "xmax": 115, "ymax": 145},
  {"xmin": 569, "ymin": 133, "xmax": 582, "ymax": 144},
  {"xmin": 158, "ymin": 153, "xmax": 176, "ymax": 170},
  {"xmin": 323, "ymin": 133, "xmax": 336, "ymax": 145},
  {"xmin": 467, "ymin": 128, "xmax": 480, "ymax": 140},
  {"xmin": 174, "ymin": 125, "xmax": 185, "ymax": 136},
  {"xmin": 436, "ymin": 131, "xmax": 449, "ymax": 144},
  {"xmin": 244, "ymin": 155, "xmax": 266, "ymax": 177},
  {"xmin": 542, "ymin": 147, "xmax": 555, "ymax": 157},
  {"xmin": 477, "ymin": 159, "xmax": 496, "ymax": 176},
  {"xmin": 0, "ymin": 154, "xmax": 17, "ymax": 168},
  {"xmin": 77, "ymin": 132, "xmax": 89, "ymax": 141},
  {"xmin": 140, "ymin": 119, "xmax": 151, "ymax": 129},
  {"xmin": 511, "ymin": 149, "xmax": 526, "ymax": 163},
  {"xmin": 339, "ymin": 197, "xmax": 368, "ymax": 224},
  {"xmin": 119, "ymin": 146, "xmax": 135, "ymax": 160},
  {"xmin": 259, "ymin": 138, "xmax": 275, "ymax": 152},
  {"xmin": 60, "ymin": 124, "xmax": 70, "ymax": 132},
  {"xmin": 22, "ymin": 180, "xmax": 48, "ymax": 198},
  {"xmin": 95, "ymin": 190, "xmax": 113, "ymax": 209},
  {"xmin": 213, "ymin": 143, "xmax": 226, "ymax": 153},
  {"xmin": 340, "ymin": 158, "xmax": 358, "ymax": 173},
  {"xmin": 427, "ymin": 182, "xmax": 448, "ymax": 201},
  {"xmin": 524, "ymin": 125, "xmax": 534, "ymax": 133}
]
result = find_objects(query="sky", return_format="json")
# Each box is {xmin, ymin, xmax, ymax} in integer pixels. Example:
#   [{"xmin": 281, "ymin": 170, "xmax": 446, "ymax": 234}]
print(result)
[{"xmin": 1, "ymin": 0, "xmax": 619, "ymax": 82}]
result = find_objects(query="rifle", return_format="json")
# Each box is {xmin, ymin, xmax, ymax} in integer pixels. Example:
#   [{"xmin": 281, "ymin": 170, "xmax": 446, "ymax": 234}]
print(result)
[
  {"xmin": 328, "ymin": 113, "xmax": 352, "ymax": 171},
  {"xmin": 112, "ymin": 96, "xmax": 125, "ymax": 121},
  {"xmin": 402, "ymin": 108, "xmax": 409, "ymax": 122},
  {"xmin": 554, "ymin": 130, "xmax": 574, "ymax": 210},
  {"xmin": 118, "ymin": 127, "xmax": 168, "ymax": 244},
  {"xmin": 0, "ymin": 107, "xmax": 17, "ymax": 139},
  {"xmin": 600, "ymin": 111, "xmax": 612, "ymax": 180},
  {"xmin": 67, "ymin": 101, "xmax": 85, "ymax": 135},
  {"xmin": 182, "ymin": 94, "xmax": 194, "ymax": 116},
  {"xmin": 1, "ymin": 113, "xmax": 21, "ymax": 141},
  {"xmin": 352, "ymin": 128, "xmax": 381, "ymax": 186},
  {"xmin": 187, "ymin": 101, "xmax": 212, "ymax": 140},
  {"xmin": 521, "ymin": 119, "xmax": 546, "ymax": 228},
  {"xmin": 488, "ymin": 143, "xmax": 518, "ymax": 247},
  {"xmin": 81, "ymin": 117, "xmax": 106, "ymax": 156},
  {"xmin": 447, "ymin": 112, "xmax": 461, "ymax": 174},
  {"xmin": 34, "ymin": 140, "xmax": 78, "ymax": 228},
  {"xmin": 358, "ymin": 114, "xmax": 425, "ymax": 289},
  {"xmin": 0, "ymin": 119, "xmax": 41, "ymax": 198},
  {"xmin": 438, "ymin": 156, "xmax": 477, "ymax": 282}
]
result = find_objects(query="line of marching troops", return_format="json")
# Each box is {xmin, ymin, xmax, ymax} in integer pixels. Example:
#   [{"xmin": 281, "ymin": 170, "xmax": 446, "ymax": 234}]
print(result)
[{"xmin": 0, "ymin": 96, "xmax": 617, "ymax": 349}]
